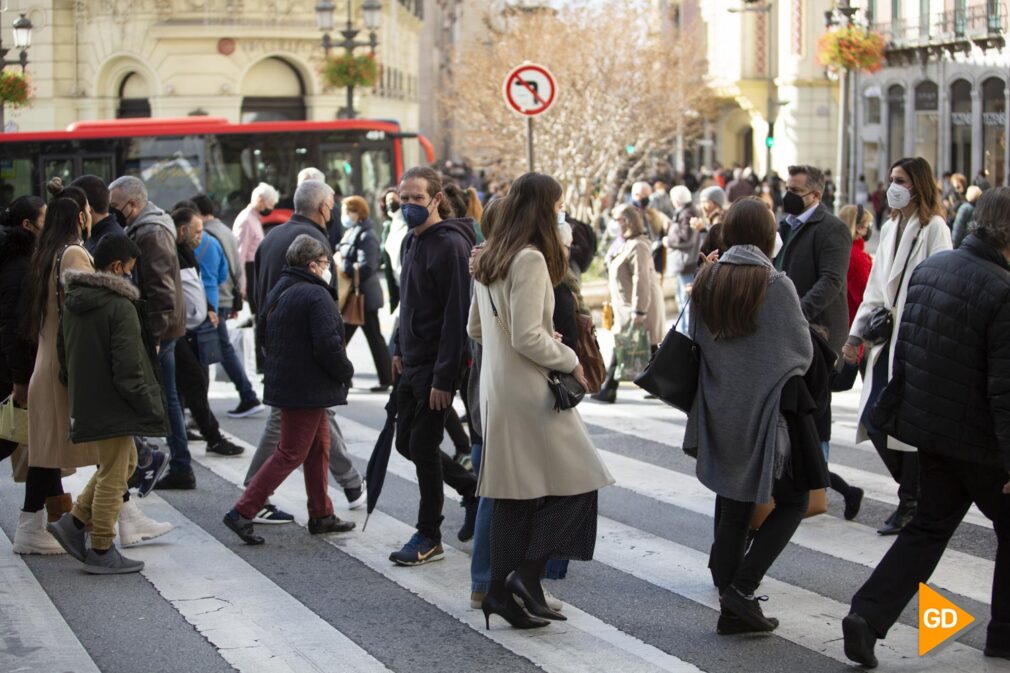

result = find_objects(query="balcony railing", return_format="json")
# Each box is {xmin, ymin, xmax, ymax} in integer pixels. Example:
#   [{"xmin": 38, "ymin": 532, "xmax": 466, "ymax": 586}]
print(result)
[{"xmin": 872, "ymin": 2, "xmax": 1007, "ymax": 51}]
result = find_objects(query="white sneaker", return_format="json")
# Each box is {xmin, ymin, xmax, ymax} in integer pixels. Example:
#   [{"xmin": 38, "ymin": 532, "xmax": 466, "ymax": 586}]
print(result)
[
  {"xmin": 118, "ymin": 499, "xmax": 174, "ymax": 547},
  {"xmin": 544, "ymin": 589, "xmax": 563, "ymax": 612},
  {"xmin": 12, "ymin": 510, "xmax": 65, "ymax": 555}
]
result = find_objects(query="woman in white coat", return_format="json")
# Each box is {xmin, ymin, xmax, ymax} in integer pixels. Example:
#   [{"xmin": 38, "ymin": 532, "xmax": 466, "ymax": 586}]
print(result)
[
  {"xmin": 469, "ymin": 172, "xmax": 614, "ymax": 630},
  {"xmin": 842, "ymin": 157, "xmax": 951, "ymax": 536}
]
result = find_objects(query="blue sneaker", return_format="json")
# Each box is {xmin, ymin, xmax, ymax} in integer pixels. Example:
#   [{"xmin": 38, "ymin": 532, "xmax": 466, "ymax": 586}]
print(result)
[
  {"xmin": 135, "ymin": 451, "xmax": 170, "ymax": 499},
  {"xmin": 252, "ymin": 504, "xmax": 294, "ymax": 525},
  {"xmin": 389, "ymin": 532, "xmax": 444, "ymax": 566}
]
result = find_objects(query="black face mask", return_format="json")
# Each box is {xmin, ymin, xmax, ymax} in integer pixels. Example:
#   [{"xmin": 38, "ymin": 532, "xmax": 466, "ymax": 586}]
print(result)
[
  {"xmin": 259, "ymin": 208, "xmax": 273, "ymax": 217},
  {"xmin": 782, "ymin": 191, "xmax": 808, "ymax": 216},
  {"xmin": 388, "ymin": 201, "xmax": 401, "ymax": 213},
  {"xmin": 109, "ymin": 207, "xmax": 128, "ymax": 228},
  {"xmin": 637, "ymin": 198, "xmax": 650, "ymax": 209}
]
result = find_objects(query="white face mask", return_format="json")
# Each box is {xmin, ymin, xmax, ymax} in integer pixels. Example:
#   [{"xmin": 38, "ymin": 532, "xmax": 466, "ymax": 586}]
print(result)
[
  {"xmin": 320, "ymin": 267, "xmax": 333, "ymax": 286},
  {"xmin": 607, "ymin": 219, "xmax": 622, "ymax": 238},
  {"xmin": 887, "ymin": 183, "xmax": 912, "ymax": 210},
  {"xmin": 772, "ymin": 231, "xmax": 784, "ymax": 258},
  {"xmin": 557, "ymin": 210, "xmax": 567, "ymax": 226},
  {"xmin": 558, "ymin": 221, "xmax": 573, "ymax": 248}
]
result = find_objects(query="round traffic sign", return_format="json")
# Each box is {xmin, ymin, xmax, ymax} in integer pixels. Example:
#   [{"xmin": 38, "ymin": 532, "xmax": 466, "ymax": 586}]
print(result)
[{"xmin": 502, "ymin": 63, "xmax": 557, "ymax": 117}]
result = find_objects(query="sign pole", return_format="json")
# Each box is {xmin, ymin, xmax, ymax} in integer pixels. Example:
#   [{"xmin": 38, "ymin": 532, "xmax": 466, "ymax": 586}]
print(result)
[{"xmin": 526, "ymin": 116, "xmax": 535, "ymax": 172}]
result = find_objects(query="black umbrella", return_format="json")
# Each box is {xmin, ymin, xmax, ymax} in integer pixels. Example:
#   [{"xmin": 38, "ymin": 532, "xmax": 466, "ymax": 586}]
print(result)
[{"xmin": 362, "ymin": 381, "xmax": 399, "ymax": 531}]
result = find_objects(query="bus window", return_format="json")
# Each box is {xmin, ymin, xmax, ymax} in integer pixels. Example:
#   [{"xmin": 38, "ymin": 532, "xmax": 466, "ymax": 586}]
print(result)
[
  {"xmin": 321, "ymin": 148, "xmax": 354, "ymax": 199},
  {"xmin": 81, "ymin": 156, "xmax": 115, "ymax": 183},
  {"xmin": 122, "ymin": 136, "xmax": 205, "ymax": 210},
  {"xmin": 42, "ymin": 157, "xmax": 75, "ymax": 190},
  {"xmin": 0, "ymin": 158, "xmax": 34, "ymax": 207},
  {"xmin": 361, "ymin": 147, "xmax": 393, "ymax": 215}
]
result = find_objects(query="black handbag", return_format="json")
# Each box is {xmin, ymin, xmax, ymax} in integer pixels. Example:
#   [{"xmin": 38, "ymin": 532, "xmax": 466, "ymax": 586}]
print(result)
[
  {"xmin": 486, "ymin": 287, "xmax": 584, "ymax": 412},
  {"xmin": 861, "ymin": 223, "xmax": 922, "ymax": 346},
  {"xmin": 634, "ymin": 296, "xmax": 698, "ymax": 413}
]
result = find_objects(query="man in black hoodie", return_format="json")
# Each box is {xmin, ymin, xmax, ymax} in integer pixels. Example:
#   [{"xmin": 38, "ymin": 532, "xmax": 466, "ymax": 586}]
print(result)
[
  {"xmin": 70, "ymin": 175, "xmax": 125, "ymax": 254},
  {"xmin": 389, "ymin": 166, "xmax": 478, "ymax": 566}
]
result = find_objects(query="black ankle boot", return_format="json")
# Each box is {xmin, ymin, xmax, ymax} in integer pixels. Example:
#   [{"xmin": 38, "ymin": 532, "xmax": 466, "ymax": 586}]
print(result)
[
  {"xmin": 506, "ymin": 571, "xmax": 565, "ymax": 620},
  {"xmin": 877, "ymin": 501, "xmax": 915, "ymax": 536},
  {"xmin": 481, "ymin": 592, "xmax": 550, "ymax": 630}
]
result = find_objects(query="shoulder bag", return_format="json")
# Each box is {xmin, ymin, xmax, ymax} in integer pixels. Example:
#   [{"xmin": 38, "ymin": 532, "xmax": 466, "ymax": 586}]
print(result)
[
  {"xmin": 341, "ymin": 265, "xmax": 366, "ymax": 326},
  {"xmin": 573, "ymin": 293, "xmax": 606, "ymax": 394},
  {"xmin": 633, "ymin": 296, "xmax": 699, "ymax": 413},
  {"xmin": 862, "ymin": 222, "xmax": 923, "ymax": 345},
  {"xmin": 486, "ymin": 286, "xmax": 584, "ymax": 411}
]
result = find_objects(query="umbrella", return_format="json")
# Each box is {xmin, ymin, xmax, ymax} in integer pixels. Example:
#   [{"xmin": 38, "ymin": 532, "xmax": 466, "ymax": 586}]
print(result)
[{"xmin": 362, "ymin": 380, "xmax": 399, "ymax": 531}]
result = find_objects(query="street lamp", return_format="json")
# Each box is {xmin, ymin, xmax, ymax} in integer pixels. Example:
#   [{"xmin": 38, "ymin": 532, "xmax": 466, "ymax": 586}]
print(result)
[
  {"xmin": 1, "ymin": 12, "xmax": 33, "ymax": 132},
  {"xmin": 315, "ymin": 0, "xmax": 382, "ymax": 119}
]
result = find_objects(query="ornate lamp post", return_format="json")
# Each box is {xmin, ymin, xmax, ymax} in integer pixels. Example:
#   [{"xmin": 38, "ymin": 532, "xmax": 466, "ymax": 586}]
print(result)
[
  {"xmin": 0, "ymin": 12, "xmax": 33, "ymax": 132},
  {"xmin": 315, "ymin": 0, "xmax": 382, "ymax": 119}
]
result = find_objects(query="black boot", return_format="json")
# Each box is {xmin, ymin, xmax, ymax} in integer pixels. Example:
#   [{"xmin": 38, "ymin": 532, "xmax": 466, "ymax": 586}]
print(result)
[
  {"xmin": 481, "ymin": 583, "xmax": 550, "ymax": 630},
  {"xmin": 223, "ymin": 511, "xmax": 264, "ymax": 545},
  {"xmin": 506, "ymin": 570, "xmax": 565, "ymax": 621},
  {"xmin": 842, "ymin": 613, "xmax": 879, "ymax": 668},
  {"xmin": 877, "ymin": 500, "xmax": 915, "ymax": 536},
  {"xmin": 719, "ymin": 587, "xmax": 778, "ymax": 632},
  {"xmin": 457, "ymin": 496, "xmax": 478, "ymax": 542}
]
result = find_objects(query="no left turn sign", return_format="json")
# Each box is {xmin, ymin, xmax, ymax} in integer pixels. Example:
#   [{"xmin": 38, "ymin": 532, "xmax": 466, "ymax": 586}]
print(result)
[{"xmin": 503, "ymin": 63, "xmax": 557, "ymax": 117}]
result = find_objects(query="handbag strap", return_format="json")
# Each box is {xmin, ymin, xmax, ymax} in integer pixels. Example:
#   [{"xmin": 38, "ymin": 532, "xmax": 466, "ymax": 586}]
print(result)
[
  {"xmin": 890, "ymin": 222, "xmax": 924, "ymax": 310},
  {"xmin": 485, "ymin": 285, "xmax": 557, "ymax": 382}
]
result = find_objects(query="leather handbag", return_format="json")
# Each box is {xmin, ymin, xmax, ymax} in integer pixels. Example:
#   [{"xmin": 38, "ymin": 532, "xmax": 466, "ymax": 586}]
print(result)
[
  {"xmin": 341, "ymin": 266, "xmax": 366, "ymax": 327},
  {"xmin": 749, "ymin": 488, "xmax": 828, "ymax": 530},
  {"xmin": 0, "ymin": 394, "xmax": 29, "ymax": 445},
  {"xmin": 634, "ymin": 297, "xmax": 698, "ymax": 413},
  {"xmin": 861, "ymin": 223, "xmax": 923, "ymax": 345},
  {"xmin": 486, "ymin": 287, "xmax": 584, "ymax": 411},
  {"xmin": 573, "ymin": 295, "xmax": 606, "ymax": 394}
]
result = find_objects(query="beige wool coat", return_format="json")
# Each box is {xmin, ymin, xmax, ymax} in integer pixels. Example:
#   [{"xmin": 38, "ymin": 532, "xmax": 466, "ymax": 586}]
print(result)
[
  {"xmin": 608, "ymin": 236, "xmax": 665, "ymax": 345},
  {"xmin": 27, "ymin": 244, "xmax": 100, "ymax": 469},
  {"xmin": 468, "ymin": 247, "xmax": 615, "ymax": 500}
]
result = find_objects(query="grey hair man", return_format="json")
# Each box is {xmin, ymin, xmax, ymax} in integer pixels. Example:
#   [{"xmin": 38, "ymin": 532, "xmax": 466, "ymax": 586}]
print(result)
[
  {"xmin": 297, "ymin": 167, "xmax": 326, "ymax": 185},
  {"xmin": 245, "ymin": 180, "xmax": 365, "ymax": 517},
  {"xmin": 109, "ymin": 175, "xmax": 193, "ymax": 488}
]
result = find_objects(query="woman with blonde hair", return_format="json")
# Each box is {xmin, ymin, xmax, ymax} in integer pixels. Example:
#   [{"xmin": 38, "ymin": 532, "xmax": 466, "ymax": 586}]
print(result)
[
  {"xmin": 592, "ymin": 204, "xmax": 663, "ymax": 403},
  {"xmin": 469, "ymin": 172, "xmax": 613, "ymax": 629}
]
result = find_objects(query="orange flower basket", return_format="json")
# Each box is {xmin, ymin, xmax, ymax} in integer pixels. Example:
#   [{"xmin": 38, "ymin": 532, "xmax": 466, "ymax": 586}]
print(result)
[
  {"xmin": 817, "ymin": 26, "xmax": 887, "ymax": 74},
  {"xmin": 0, "ymin": 70, "xmax": 32, "ymax": 108}
]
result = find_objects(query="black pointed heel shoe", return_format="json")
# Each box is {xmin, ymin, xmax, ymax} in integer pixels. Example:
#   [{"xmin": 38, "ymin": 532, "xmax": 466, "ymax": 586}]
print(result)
[
  {"xmin": 481, "ymin": 593, "xmax": 551, "ymax": 630},
  {"xmin": 505, "ymin": 571, "xmax": 566, "ymax": 621}
]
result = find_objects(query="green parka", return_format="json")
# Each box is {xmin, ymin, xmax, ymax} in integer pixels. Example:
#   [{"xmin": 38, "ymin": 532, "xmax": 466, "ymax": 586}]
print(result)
[{"xmin": 58, "ymin": 269, "xmax": 168, "ymax": 442}]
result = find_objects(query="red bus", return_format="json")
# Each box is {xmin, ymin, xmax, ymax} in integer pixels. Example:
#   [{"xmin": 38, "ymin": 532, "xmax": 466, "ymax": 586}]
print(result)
[{"xmin": 0, "ymin": 117, "xmax": 435, "ymax": 224}]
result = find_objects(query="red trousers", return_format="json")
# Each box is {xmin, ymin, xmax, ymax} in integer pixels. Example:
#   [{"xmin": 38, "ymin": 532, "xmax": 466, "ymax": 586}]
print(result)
[{"xmin": 236, "ymin": 408, "xmax": 333, "ymax": 519}]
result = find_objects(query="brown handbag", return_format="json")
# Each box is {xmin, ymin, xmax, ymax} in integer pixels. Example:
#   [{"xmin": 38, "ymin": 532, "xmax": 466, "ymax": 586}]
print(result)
[
  {"xmin": 341, "ymin": 266, "xmax": 366, "ymax": 326},
  {"xmin": 573, "ymin": 293, "xmax": 607, "ymax": 394},
  {"xmin": 749, "ymin": 488, "xmax": 828, "ymax": 530}
]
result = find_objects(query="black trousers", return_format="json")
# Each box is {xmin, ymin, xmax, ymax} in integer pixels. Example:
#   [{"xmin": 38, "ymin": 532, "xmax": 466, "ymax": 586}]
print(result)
[
  {"xmin": 444, "ymin": 408, "xmax": 470, "ymax": 455},
  {"xmin": 394, "ymin": 364, "xmax": 476, "ymax": 541},
  {"xmin": 23, "ymin": 467, "xmax": 64, "ymax": 512},
  {"xmin": 345, "ymin": 310, "xmax": 392, "ymax": 387},
  {"xmin": 175, "ymin": 336, "xmax": 222, "ymax": 444},
  {"xmin": 870, "ymin": 432, "xmax": 919, "ymax": 504},
  {"xmin": 710, "ymin": 472, "xmax": 809, "ymax": 595},
  {"xmin": 851, "ymin": 452, "xmax": 1009, "ymax": 650}
]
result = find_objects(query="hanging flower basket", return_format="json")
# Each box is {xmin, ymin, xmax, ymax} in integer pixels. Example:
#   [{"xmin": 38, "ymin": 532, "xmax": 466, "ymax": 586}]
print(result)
[
  {"xmin": 0, "ymin": 70, "xmax": 32, "ymax": 108},
  {"xmin": 321, "ymin": 53, "xmax": 379, "ymax": 89},
  {"xmin": 817, "ymin": 26, "xmax": 886, "ymax": 74}
]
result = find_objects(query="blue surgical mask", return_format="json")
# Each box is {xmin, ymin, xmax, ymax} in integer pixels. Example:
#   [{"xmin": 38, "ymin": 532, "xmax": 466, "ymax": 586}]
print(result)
[
  {"xmin": 342, "ymin": 216, "xmax": 355, "ymax": 229},
  {"xmin": 557, "ymin": 210, "xmax": 566, "ymax": 226},
  {"xmin": 402, "ymin": 198, "xmax": 434, "ymax": 229}
]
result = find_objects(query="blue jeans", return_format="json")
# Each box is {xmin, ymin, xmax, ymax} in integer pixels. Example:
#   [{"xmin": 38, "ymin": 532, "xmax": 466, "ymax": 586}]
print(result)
[
  {"xmin": 216, "ymin": 308, "xmax": 256, "ymax": 404},
  {"xmin": 159, "ymin": 339, "xmax": 191, "ymax": 473},
  {"xmin": 470, "ymin": 443, "xmax": 493, "ymax": 594},
  {"xmin": 676, "ymin": 272, "xmax": 694, "ymax": 334}
]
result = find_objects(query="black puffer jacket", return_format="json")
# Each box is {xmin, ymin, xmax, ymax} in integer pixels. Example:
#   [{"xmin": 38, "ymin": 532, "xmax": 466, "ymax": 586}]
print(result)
[
  {"xmin": 872, "ymin": 234, "xmax": 1010, "ymax": 469},
  {"xmin": 0, "ymin": 226, "xmax": 35, "ymax": 387},
  {"xmin": 257, "ymin": 267, "xmax": 354, "ymax": 409}
]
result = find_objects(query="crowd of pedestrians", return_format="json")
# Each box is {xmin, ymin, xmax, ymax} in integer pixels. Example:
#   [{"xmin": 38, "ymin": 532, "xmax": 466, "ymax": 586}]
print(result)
[{"xmin": 0, "ymin": 153, "xmax": 1006, "ymax": 665}]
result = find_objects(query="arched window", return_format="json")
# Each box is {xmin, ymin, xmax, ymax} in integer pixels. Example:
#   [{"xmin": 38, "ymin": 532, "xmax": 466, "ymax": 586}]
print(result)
[
  {"xmin": 982, "ymin": 77, "xmax": 1006, "ymax": 185},
  {"xmin": 949, "ymin": 79, "xmax": 973, "ymax": 176},
  {"xmin": 914, "ymin": 81, "xmax": 939, "ymax": 172},
  {"xmin": 240, "ymin": 57, "xmax": 307, "ymax": 123},
  {"xmin": 117, "ymin": 73, "xmax": 152, "ymax": 119},
  {"xmin": 887, "ymin": 85, "xmax": 906, "ymax": 165}
]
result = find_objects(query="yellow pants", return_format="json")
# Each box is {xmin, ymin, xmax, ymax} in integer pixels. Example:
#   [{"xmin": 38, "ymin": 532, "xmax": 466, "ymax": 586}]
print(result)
[{"xmin": 70, "ymin": 436, "xmax": 137, "ymax": 550}]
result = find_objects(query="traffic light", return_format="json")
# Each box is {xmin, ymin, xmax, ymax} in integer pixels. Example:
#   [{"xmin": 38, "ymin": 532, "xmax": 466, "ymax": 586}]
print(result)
[{"xmin": 765, "ymin": 135, "xmax": 775, "ymax": 148}]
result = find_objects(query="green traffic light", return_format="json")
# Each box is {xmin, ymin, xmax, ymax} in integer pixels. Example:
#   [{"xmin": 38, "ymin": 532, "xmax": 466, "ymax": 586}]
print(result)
[{"xmin": 765, "ymin": 136, "xmax": 775, "ymax": 148}]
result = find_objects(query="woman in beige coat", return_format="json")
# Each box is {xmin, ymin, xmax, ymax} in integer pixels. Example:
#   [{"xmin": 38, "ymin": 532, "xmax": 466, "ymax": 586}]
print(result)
[
  {"xmin": 592, "ymin": 205, "xmax": 663, "ymax": 403},
  {"xmin": 470, "ymin": 172, "xmax": 614, "ymax": 630},
  {"xmin": 26, "ymin": 195, "xmax": 100, "ymax": 477}
]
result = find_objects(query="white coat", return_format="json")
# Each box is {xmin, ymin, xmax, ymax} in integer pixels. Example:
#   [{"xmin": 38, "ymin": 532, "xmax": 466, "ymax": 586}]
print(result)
[
  {"xmin": 850, "ymin": 213, "xmax": 952, "ymax": 451},
  {"xmin": 468, "ymin": 247, "xmax": 615, "ymax": 500}
]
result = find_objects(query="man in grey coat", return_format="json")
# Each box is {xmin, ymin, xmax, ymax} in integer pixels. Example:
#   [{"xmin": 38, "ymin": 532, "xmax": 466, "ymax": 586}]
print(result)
[{"xmin": 774, "ymin": 164, "xmax": 852, "ymax": 360}]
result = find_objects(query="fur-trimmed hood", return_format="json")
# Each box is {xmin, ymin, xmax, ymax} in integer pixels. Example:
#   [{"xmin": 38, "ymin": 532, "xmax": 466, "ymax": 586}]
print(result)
[
  {"xmin": 0, "ymin": 226, "xmax": 35, "ymax": 265},
  {"xmin": 62, "ymin": 268, "xmax": 140, "ymax": 315}
]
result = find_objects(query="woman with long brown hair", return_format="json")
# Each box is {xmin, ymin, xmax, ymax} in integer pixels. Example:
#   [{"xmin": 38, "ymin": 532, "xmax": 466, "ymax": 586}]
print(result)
[
  {"xmin": 843, "ymin": 157, "xmax": 951, "ymax": 536},
  {"xmin": 684, "ymin": 197, "xmax": 813, "ymax": 634},
  {"xmin": 469, "ymin": 172, "xmax": 613, "ymax": 630}
]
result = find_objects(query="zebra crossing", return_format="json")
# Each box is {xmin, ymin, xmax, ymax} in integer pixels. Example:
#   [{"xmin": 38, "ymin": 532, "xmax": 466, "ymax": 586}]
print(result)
[{"xmin": 1, "ymin": 345, "xmax": 1005, "ymax": 673}]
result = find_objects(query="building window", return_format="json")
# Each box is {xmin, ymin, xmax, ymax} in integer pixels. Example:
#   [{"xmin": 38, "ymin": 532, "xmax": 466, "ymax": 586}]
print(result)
[
  {"xmin": 950, "ymin": 79, "xmax": 973, "ymax": 177},
  {"xmin": 240, "ymin": 57, "xmax": 306, "ymax": 123},
  {"xmin": 865, "ymin": 90, "xmax": 881, "ymax": 124},
  {"xmin": 914, "ymin": 81, "xmax": 939, "ymax": 172},
  {"xmin": 982, "ymin": 77, "xmax": 1006, "ymax": 185},
  {"xmin": 887, "ymin": 84, "xmax": 906, "ymax": 166},
  {"xmin": 117, "ymin": 73, "xmax": 151, "ymax": 119}
]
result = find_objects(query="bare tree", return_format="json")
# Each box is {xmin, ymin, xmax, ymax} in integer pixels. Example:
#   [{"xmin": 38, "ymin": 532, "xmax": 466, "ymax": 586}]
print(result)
[{"xmin": 441, "ymin": 0, "xmax": 718, "ymax": 218}]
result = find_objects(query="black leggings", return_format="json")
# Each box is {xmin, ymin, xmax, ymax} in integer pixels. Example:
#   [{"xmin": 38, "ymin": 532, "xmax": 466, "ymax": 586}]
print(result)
[
  {"xmin": 23, "ymin": 467, "xmax": 63, "ymax": 513},
  {"xmin": 710, "ymin": 473, "xmax": 808, "ymax": 595}
]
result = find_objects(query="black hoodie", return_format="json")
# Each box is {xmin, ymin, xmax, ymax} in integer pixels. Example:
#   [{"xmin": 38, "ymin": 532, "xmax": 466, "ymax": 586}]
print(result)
[
  {"xmin": 0, "ymin": 226, "xmax": 36, "ymax": 386},
  {"xmin": 393, "ymin": 217, "xmax": 477, "ymax": 391}
]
